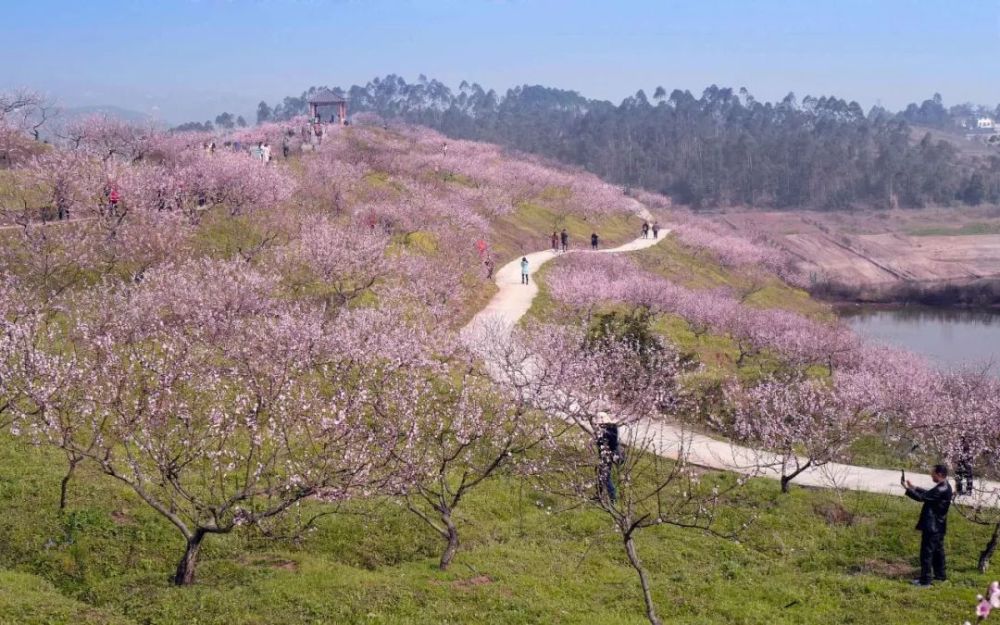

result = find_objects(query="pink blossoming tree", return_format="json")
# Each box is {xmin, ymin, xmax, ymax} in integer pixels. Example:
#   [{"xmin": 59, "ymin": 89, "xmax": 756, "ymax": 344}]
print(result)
[
  {"xmin": 4, "ymin": 260, "xmax": 437, "ymax": 585},
  {"xmin": 399, "ymin": 359, "xmax": 555, "ymax": 570},
  {"xmin": 722, "ymin": 373, "xmax": 876, "ymax": 492},
  {"xmin": 482, "ymin": 321, "xmax": 757, "ymax": 625}
]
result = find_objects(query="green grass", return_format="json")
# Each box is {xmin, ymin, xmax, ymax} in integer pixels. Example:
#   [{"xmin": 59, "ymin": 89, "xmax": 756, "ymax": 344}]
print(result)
[
  {"xmin": 491, "ymin": 201, "xmax": 641, "ymax": 264},
  {"xmin": 0, "ymin": 571, "xmax": 131, "ymax": 625},
  {"xmin": 907, "ymin": 222, "xmax": 1000, "ymax": 237},
  {"xmin": 522, "ymin": 260, "xmax": 566, "ymax": 323},
  {"xmin": 400, "ymin": 230, "xmax": 439, "ymax": 254},
  {"xmin": 846, "ymin": 435, "xmax": 935, "ymax": 472},
  {"xmin": 433, "ymin": 170, "xmax": 477, "ymax": 188},
  {"xmin": 360, "ymin": 171, "xmax": 408, "ymax": 200},
  {"xmin": 651, "ymin": 313, "xmax": 742, "ymax": 371},
  {"xmin": 527, "ymin": 234, "xmax": 828, "ymax": 379},
  {"xmin": 632, "ymin": 236, "xmax": 830, "ymax": 319},
  {"xmin": 363, "ymin": 171, "xmax": 395, "ymax": 188},
  {"xmin": 0, "ymin": 433, "xmax": 991, "ymax": 625}
]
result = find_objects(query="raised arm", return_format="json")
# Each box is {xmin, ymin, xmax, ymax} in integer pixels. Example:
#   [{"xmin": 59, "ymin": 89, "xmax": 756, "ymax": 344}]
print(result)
[{"xmin": 906, "ymin": 485, "xmax": 947, "ymax": 504}]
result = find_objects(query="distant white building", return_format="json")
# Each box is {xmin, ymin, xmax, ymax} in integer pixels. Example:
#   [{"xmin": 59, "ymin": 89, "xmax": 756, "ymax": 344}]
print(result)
[{"xmin": 963, "ymin": 116, "xmax": 999, "ymax": 144}]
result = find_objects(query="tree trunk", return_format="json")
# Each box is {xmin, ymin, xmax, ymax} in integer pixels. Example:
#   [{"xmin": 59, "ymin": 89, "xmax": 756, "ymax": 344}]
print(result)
[
  {"xmin": 439, "ymin": 512, "xmax": 459, "ymax": 571},
  {"xmin": 174, "ymin": 529, "xmax": 207, "ymax": 586},
  {"xmin": 979, "ymin": 523, "xmax": 1000, "ymax": 574},
  {"xmin": 780, "ymin": 459, "xmax": 812, "ymax": 494},
  {"xmin": 624, "ymin": 535, "xmax": 662, "ymax": 625},
  {"xmin": 59, "ymin": 456, "xmax": 79, "ymax": 511}
]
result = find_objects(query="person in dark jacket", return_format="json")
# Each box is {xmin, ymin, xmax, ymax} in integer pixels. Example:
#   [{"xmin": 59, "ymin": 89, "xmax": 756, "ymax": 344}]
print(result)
[
  {"xmin": 955, "ymin": 440, "xmax": 974, "ymax": 496},
  {"xmin": 903, "ymin": 464, "xmax": 952, "ymax": 586},
  {"xmin": 591, "ymin": 232, "xmax": 599, "ymax": 250},
  {"xmin": 560, "ymin": 228, "xmax": 568, "ymax": 252},
  {"xmin": 596, "ymin": 423, "xmax": 622, "ymax": 503}
]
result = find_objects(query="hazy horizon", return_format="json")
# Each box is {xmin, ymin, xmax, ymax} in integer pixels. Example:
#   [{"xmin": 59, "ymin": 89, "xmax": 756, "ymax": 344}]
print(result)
[{"xmin": 3, "ymin": 0, "xmax": 1000, "ymax": 124}]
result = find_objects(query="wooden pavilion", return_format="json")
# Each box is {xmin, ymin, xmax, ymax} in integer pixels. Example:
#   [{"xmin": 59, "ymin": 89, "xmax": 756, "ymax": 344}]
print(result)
[{"xmin": 307, "ymin": 90, "xmax": 348, "ymax": 125}]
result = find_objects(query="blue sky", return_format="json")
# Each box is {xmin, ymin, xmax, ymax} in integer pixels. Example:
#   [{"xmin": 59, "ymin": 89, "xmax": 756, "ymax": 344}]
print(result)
[{"xmin": 2, "ymin": 0, "xmax": 999, "ymax": 123}]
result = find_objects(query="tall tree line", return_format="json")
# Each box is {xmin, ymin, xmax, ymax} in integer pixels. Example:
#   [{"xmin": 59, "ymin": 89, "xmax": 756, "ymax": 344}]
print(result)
[{"xmin": 261, "ymin": 75, "xmax": 1000, "ymax": 210}]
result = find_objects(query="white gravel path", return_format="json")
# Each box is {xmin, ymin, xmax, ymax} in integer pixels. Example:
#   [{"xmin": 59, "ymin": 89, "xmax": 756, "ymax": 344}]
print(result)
[{"xmin": 463, "ymin": 203, "xmax": 991, "ymax": 499}]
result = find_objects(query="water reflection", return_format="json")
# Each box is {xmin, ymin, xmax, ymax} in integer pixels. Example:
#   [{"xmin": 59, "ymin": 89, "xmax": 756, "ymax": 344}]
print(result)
[{"xmin": 840, "ymin": 306, "xmax": 1000, "ymax": 370}]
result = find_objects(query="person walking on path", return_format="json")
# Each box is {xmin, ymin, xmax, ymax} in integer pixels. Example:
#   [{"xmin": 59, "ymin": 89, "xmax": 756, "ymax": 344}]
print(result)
[
  {"xmin": 551, "ymin": 231, "xmax": 559, "ymax": 252},
  {"xmin": 956, "ymin": 440, "xmax": 974, "ymax": 496},
  {"xmin": 560, "ymin": 228, "xmax": 568, "ymax": 252},
  {"xmin": 597, "ymin": 423, "xmax": 622, "ymax": 503},
  {"xmin": 956, "ymin": 458, "xmax": 974, "ymax": 496},
  {"xmin": 591, "ymin": 232, "xmax": 599, "ymax": 250},
  {"xmin": 903, "ymin": 464, "xmax": 952, "ymax": 586},
  {"xmin": 641, "ymin": 222, "xmax": 650, "ymax": 239},
  {"xmin": 652, "ymin": 222, "xmax": 660, "ymax": 239},
  {"xmin": 520, "ymin": 257, "xmax": 530, "ymax": 285}
]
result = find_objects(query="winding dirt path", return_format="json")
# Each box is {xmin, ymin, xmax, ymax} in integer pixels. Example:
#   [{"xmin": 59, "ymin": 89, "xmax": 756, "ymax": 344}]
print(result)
[{"xmin": 463, "ymin": 205, "xmax": 996, "ymax": 501}]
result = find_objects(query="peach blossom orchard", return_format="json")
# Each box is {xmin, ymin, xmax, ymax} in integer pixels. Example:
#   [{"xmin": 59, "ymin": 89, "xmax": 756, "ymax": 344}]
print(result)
[{"xmin": 3, "ymin": 99, "xmax": 1000, "ymax": 624}]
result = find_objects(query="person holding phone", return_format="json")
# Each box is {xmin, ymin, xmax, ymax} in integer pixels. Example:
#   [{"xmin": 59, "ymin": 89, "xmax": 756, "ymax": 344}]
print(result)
[{"xmin": 902, "ymin": 464, "xmax": 953, "ymax": 587}]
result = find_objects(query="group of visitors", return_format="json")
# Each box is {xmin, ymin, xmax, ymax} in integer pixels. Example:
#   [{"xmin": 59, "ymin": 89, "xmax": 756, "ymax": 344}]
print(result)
[
  {"xmin": 92, "ymin": 183, "xmax": 121, "ymax": 218},
  {"xmin": 252, "ymin": 142, "xmax": 273, "ymax": 164},
  {"xmin": 201, "ymin": 138, "xmax": 283, "ymax": 164},
  {"xmin": 550, "ymin": 229, "xmax": 570, "ymax": 253},
  {"xmin": 640, "ymin": 220, "xmax": 661, "ymax": 239},
  {"xmin": 307, "ymin": 123, "xmax": 325, "ymax": 144},
  {"xmin": 520, "ymin": 229, "xmax": 599, "ymax": 283}
]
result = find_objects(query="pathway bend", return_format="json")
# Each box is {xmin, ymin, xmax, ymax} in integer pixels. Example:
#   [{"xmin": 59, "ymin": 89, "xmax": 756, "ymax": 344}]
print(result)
[{"xmin": 462, "ymin": 205, "xmax": 999, "ymax": 501}]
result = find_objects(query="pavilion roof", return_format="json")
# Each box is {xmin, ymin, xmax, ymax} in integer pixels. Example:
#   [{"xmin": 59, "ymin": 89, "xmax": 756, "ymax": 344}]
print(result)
[{"xmin": 308, "ymin": 89, "xmax": 348, "ymax": 105}]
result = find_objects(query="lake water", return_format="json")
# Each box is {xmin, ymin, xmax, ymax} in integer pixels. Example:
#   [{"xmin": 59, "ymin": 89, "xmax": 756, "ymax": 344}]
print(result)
[{"xmin": 841, "ymin": 307, "xmax": 1000, "ymax": 369}]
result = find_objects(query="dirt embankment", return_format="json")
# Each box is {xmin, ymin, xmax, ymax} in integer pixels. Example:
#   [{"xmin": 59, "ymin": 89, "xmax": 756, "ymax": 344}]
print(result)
[{"xmin": 717, "ymin": 208, "xmax": 1000, "ymax": 305}]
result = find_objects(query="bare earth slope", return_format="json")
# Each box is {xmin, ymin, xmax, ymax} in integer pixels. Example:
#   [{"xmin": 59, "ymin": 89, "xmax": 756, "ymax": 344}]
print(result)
[{"xmin": 721, "ymin": 209, "xmax": 1000, "ymax": 288}]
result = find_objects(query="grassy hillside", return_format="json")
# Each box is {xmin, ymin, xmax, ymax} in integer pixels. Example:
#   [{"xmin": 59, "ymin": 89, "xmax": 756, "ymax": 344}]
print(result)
[
  {"xmin": 0, "ymin": 432, "xmax": 990, "ymax": 625},
  {"xmin": 491, "ymin": 200, "xmax": 641, "ymax": 263},
  {"xmin": 631, "ymin": 236, "xmax": 828, "ymax": 318},
  {"xmin": 527, "ymin": 231, "xmax": 930, "ymax": 470},
  {"xmin": 528, "ymin": 231, "xmax": 829, "ymax": 377},
  {"xmin": 0, "ymin": 124, "xmax": 987, "ymax": 625}
]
